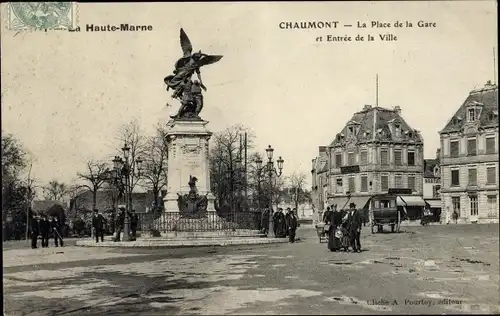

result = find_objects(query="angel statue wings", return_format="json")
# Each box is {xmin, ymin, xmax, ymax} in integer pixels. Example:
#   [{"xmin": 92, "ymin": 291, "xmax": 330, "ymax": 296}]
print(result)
[{"xmin": 164, "ymin": 28, "xmax": 223, "ymax": 120}]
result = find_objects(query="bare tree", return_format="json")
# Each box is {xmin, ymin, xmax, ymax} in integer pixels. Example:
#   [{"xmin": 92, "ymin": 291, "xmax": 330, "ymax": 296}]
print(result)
[
  {"xmin": 289, "ymin": 171, "xmax": 308, "ymax": 215},
  {"xmin": 209, "ymin": 125, "xmax": 255, "ymax": 212},
  {"xmin": 77, "ymin": 161, "xmax": 109, "ymax": 211},
  {"xmin": 42, "ymin": 180, "xmax": 68, "ymax": 201},
  {"xmin": 115, "ymin": 119, "xmax": 146, "ymax": 194}
]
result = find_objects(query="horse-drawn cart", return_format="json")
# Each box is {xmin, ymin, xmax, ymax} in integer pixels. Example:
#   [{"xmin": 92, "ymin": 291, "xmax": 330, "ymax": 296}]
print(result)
[{"xmin": 369, "ymin": 193, "xmax": 402, "ymax": 233}]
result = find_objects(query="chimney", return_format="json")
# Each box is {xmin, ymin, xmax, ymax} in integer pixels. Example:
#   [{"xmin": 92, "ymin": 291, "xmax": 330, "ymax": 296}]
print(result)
[
  {"xmin": 394, "ymin": 106, "xmax": 401, "ymax": 114},
  {"xmin": 363, "ymin": 105, "xmax": 372, "ymax": 111},
  {"xmin": 319, "ymin": 146, "xmax": 327, "ymax": 153},
  {"xmin": 436, "ymin": 148, "xmax": 441, "ymax": 160}
]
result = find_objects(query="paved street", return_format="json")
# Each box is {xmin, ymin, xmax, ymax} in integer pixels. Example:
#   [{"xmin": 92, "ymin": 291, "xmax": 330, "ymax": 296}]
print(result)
[{"xmin": 3, "ymin": 224, "xmax": 499, "ymax": 315}]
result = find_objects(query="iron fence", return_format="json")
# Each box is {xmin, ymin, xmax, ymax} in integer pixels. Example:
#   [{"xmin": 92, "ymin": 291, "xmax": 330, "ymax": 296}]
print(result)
[{"xmin": 136, "ymin": 211, "xmax": 261, "ymax": 232}]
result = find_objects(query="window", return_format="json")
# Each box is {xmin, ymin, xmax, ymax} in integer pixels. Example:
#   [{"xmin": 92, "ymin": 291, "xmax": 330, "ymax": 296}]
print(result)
[
  {"xmin": 470, "ymin": 195, "xmax": 478, "ymax": 216},
  {"xmin": 380, "ymin": 149, "xmax": 389, "ymax": 166},
  {"xmin": 381, "ymin": 175, "xmax": 389, "ymax": 192},
  {"xmin": 486, "ymin": 136, "xmax": 496, "ymax": 154},
  {"xmin": 360, "ymin": 151, "xmax": 368, "ymax": 164},
  {"xmin": 452, "ymin": 197, "xmax": 461, "ymax": 217},
  {"xmin": 467, "ymin": 138, "xmax": 477, "ymax": 156},
  {"xmin": 450, "ymin": 140, "xmax": 459, "ymax": 158},
  {"xmin": 347, "ymin": 152, "xmax": 355, "ymax": 166},
  {"xmin": 348, "ymin": 177, "xmax": 355, "ymax": 193},
  {"xmin": 335, "ymin": 153, "xmax": 342, "ymax": 168},
  {"xmin": 468, "ymin": 168, "xmax": 477, "ymax": 186},
  {"xmin": 451, "ymin": 169, "xmax": 460, "ymax": 186},
  {"xmin": 407, "ymin": 151, "xmax": 415, "ymax": 166},
  {"xmin": 394, "ymin": 150, "xmax": 402, "ymax": 166},
  {"xmin": 408, "ymin": 175, "xmax": 416, "ymax": 192},
  {"xmin": 487, "ymin": 166, "xmax": 496, "ymax": 184},
  {"xmin": 361, "ymin": 176, "xmax": 368, "ymax": 192},
  {"xmin": 335, "ymin": 178, "xmax": 343, "ymax": 193},
  {"xmin": 394, "ymin": 175, "xmax": 403, "ymax": 188},
  {"xmin": 468, "ymin": 108, "xmax": 476, "ymax": 122},
  {"xmin": 487, "ymin": 195, "xmax": 498, "ymax": 217},
  {"xmin": 394, "ymin": 123, "xmax": 401, "ymax": 137},
  {"xmin": 433, "ymin": 185, "xmax": 441, "ymax": 198}
]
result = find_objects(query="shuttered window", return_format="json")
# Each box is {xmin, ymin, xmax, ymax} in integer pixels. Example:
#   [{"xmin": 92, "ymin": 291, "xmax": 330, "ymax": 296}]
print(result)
[
  {"xmin": 348, "ymin": 177, "xmax": 355, "ymax": 193},
  {"xmin": 487, "ymin": 167, "xmax": 496, "ymax": 184},
  {"xmin": 394, "ymin": 150, "xmax": 402, "ymax": 166},
  {"xmin": 468, "ymin": 168, "xmax": 477, "ymax": 186},
  {"xmin": 380, "ymin": 149, "xmax": 389, "ymax": 166},
  {"xmin": 408, "ymin": 175, "xmax": 416, "ymax": 192},
  {"xmin": 451, "ymin": 169, "xmax": 460, "ymax": 186},
  {"xmin": 467, "ymin": 138, "xmax": 477, "ymax": 156},
  {"xmin": 360, "ymin": 151, "xmax": 368, "ymax": 164},
  {"xmin": 335, "ymin": 154, "xmax": 342, "ymax": 168},
  {"xmin": 361, "ymin": 176, "xmax": 368, "ymax": 192},
  {"xmin": 394, "ymin": 175, "xmax": 402, "ymax": 188},
  {"xmin": 407, "ymin": 151, "xmax": 415, "ymax": 166},
  {"xmin": 486, "ymin": 137, "xmax": 496, "ymax": 154},
  {"xmin": 450, "ymin": 140, "xmax": 459, "ymax": 158},
  {"xmin": 381, "ymin": 175, "xmax": 389, "ymax": 191},
  {"xmin": 348, "ymin": 152, "xmax": 356, "ymax": 166}
]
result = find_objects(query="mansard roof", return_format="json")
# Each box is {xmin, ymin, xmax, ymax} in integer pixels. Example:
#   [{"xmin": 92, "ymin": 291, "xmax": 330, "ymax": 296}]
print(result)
[
  {"xmin": 329, "ymin": 105, "xmax": 423, "ymax": 147},
  {"xmin": 440, "ymin": 81, "xmax": 499, "ymax": 134}
]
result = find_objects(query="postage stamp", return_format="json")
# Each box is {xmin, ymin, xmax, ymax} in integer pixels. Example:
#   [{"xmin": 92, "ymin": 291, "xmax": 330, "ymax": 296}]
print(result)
[{"xmin": 6, "ymin": 2, "xmax": 78, "ymax": 31}]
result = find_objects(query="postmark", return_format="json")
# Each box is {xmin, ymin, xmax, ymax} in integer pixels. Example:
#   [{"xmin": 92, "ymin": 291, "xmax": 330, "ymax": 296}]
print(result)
[{"xmin": 7, "ymin": 2, "xmax": 77, "ymax": 31}]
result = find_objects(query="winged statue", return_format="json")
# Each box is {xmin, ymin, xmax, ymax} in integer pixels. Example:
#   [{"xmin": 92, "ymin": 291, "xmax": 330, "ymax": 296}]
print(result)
[
  {"xmin": 164, "ymin": 28, "xmax": 223, "ymax": 120},
  {"xmin": 177, "ymin": 175, "xmax": 209, "ymax": 218}
]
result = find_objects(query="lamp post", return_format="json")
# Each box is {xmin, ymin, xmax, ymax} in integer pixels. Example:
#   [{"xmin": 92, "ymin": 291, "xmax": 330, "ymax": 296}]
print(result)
[
  {"xmin": 255, "ymin": 145, "xmax": 284, "ymax": 236},
  {"xmin": 111, "ymin": 143, "xmax": 142, "ymax": 242}
]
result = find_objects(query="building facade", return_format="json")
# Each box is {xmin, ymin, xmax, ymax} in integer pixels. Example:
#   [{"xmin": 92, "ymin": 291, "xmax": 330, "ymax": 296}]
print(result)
[
  {"xmin": 311, "ymin": 146, "xmax": 329, "ymax": 223},
  {"xmin": 439, "ymin": 81, "xmax": 499, "ymax": 224},
  {"xmin": 326, "ymin": 105, "xmax": 425, "ymax": 218},
  {"xmin": 423, "ymin": 149, "xmax": 442, "ymax": 222}
]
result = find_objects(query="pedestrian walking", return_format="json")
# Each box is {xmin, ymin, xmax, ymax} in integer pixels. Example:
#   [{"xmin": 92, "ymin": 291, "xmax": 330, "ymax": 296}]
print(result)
[
  {"xmin": 347, "ymin": 203, "xmax": 362, "ymax": 253},
  {"xmin": 30, "ymin": 213, "xmax": 40, "ymax": 249},
  {"xmin": 40, "ymin": 214, "xmax": 50, "ymax": 248},
  {"xmin": 51, "ymin": 216, "xmax": 64, "ymax": 247},
  {"xmin": 92, "ymin": 209, "xmax": 105, "ymax": 243},
  {"xmin": 129, "ymin": 209, "xmax": 138, "ymax": 240},
  {"xmin": 260, "ymin": 206, "xmax": 270, "ymax": 235},
  {"xmin": 114, "ymin": 207, "xmax": 125, "ymax": 242},
  {"xmin": 286, "ymin": 208, "xmax": 298, "ymax": 243}
]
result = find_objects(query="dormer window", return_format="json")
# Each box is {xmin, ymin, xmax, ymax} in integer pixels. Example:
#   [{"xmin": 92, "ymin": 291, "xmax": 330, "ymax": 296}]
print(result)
[
  {"xmin": 468, "ymin": 108, "xmax": 476, "ymax": 122},
  {"xmin": 408, "ymin": 131, "xmax": 413, "ymax": 138},
  {"xmin": 394, "ymin": 122, "xmax": 401, "ymax": 137}
]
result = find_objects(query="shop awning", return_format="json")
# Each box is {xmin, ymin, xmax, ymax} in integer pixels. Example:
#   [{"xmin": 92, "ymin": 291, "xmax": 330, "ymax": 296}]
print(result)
[
  {"xmin": 346, "ymin": 196, "xmax": 371, "ymax": 209},
  {"xmin": 328, "ymin": 196, "xmax": 370, "ymax": 210},
  {"xmin": 425, "ymin": 199, "xmax": 442, "ymax": 209},
  {"xmin": 397, "ymin": 195, "xmax": 426, "ymax": 207}
]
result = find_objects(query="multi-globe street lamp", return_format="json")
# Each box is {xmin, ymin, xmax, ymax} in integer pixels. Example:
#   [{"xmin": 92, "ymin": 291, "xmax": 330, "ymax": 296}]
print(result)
[
  {"xmin": 111, "ymin": 143, "xmax": 142, "ymax": 242},
  {"xmin": 255, "ymin": 145, "xmax": 284, "ymax": 236}
]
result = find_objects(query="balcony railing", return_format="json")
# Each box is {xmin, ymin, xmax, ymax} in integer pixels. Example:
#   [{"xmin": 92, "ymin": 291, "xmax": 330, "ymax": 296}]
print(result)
[{"xmin": 136, "ymin": 211, "xmax": 262, "ymax": 232}]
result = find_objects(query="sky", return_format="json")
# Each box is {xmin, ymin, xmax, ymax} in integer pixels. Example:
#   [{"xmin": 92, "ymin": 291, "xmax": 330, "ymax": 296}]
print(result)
[{"xmin": 1, "ymin": 1, "xmax": 498, "ymax": 189}]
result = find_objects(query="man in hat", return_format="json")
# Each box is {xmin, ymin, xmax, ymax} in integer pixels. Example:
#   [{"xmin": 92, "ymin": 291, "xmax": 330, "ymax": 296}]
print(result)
[
  {"xmin": 114, "ymin": 206, "xmax": 125, "ymax": 242},
  {"xmin": 129, "ymin": 209, "xmax": 139, "ymax": 240},
  {"xmin": 260, "ymin": 205, "xmax": 270, "ymax": 235},
  {"xmin": 92, "ymin": 209, "xmax": 105, "ymax": 243},
  {"xmin": 286, "ymin": 208, "xmax": 298, "ymax": 243},
  {"xmin": 347, "ymin": 202, "xmax": 362, "ymax": 252},
  {"xmin": 40, "ymin": 214, "xmax": 51, "ymax": 248},
  {"xmin": 30, "ymin": 212, "xmax": 41, "ymax": 249},
  {"xmin": 51, "ymin": 215, "xmax": 64, "ymax": 247}
]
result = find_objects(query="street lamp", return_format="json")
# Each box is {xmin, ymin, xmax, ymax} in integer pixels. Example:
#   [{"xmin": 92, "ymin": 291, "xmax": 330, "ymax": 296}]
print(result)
[
  {"xmin": 111, "ymin": 143, "xmax": 142, "ymax": 242},
  {"xmin": 255, "ymin": 145, "xmax": 284, "ymax": 237}
]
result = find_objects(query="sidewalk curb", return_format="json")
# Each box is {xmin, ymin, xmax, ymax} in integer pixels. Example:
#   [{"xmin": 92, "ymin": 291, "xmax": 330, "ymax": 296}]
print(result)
[{"xmin": 76, "ymin": 237, "xmax": 290, "ymax": 248}]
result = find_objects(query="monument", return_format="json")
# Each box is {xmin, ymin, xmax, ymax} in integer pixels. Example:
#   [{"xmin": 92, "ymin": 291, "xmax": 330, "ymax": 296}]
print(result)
[{"xmin": 161, "ymin": 28, "xmax": 225, "ymax": 230}]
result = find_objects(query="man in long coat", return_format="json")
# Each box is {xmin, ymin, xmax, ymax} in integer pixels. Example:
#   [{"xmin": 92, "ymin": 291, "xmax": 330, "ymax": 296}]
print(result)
[
  {"xmin": 286, "ymin": 208, "xmax": 298, "ymax": 243},
  {"xmin": 347, "ymin": 202, "xmax": 363, "ymax": 252},
  {"xmin": 92, "ymin": 209, "xmax": 105, "ymax": 243},
  {"xmin": 30, "ymin": 213, "xmax": 40, "ymax": 249}
]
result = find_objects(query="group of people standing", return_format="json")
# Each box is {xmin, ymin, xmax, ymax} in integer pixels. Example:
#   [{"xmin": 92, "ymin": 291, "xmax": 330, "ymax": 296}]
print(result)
[
  {"xmin": 323, "ymin": 202, "xmax": 363, "ymax": 253},
  {"xmin": 92, "ymin": 207, "xmax": 139, "ymax": 243},
  {"xmin": 30, "ymin": 213, "xmax": 64, "ymax": 249},
  {"xmin": 261, "ymin": 206, "xmax": 299, "ymax": 243}
]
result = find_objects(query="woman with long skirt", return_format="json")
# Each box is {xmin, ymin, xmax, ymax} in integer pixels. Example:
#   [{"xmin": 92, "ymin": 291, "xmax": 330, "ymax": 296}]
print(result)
[{"xmin": 327, "ymin": 205, "xmax": 342, "ymax": 252}]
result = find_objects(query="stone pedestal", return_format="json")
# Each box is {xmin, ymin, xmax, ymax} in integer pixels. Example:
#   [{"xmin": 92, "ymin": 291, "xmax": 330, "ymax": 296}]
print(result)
[{"xmin": 163, "ymin": 119, "xmax": 216, "ymax": 213}]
